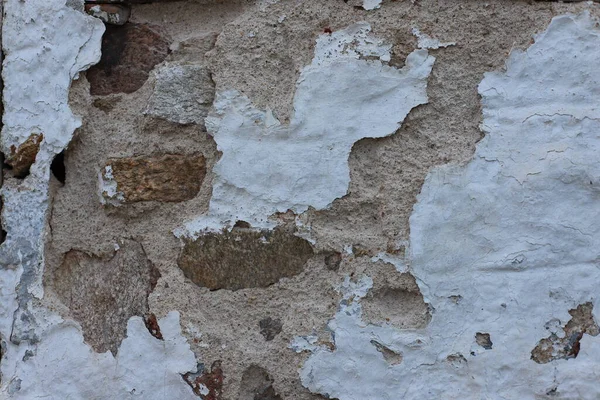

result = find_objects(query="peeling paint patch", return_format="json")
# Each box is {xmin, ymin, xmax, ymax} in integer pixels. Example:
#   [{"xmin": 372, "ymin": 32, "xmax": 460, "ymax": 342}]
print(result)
[
  {"xmin": 180, "ymin": 23, "xmax": 434, "ymax": 235},
  {"xmin": 297, "ymin": 275, "xmax": 428, "ymax": 399},
  {"xmin": 14, "ymin": 312, "xmax": 198, "ymax": 399},
  {"xmin": 183, "ymin": 360, "xmax": 224, "ymax": 399},
  {"xmin": 412, "ymin": 28, "xmax": 455, "ymax": 49},
  {"xmin": 362, "ymin": 0, "xmax": 383, "ymax": 11},
  {"xmin": 0, "ymin": 2, "xmax": 199, "ymax": 398},
  {"xmin": 299, "ymin": 12, "xmax": 600, "ymax": 399},
  {"xmin": 1, "ymin": 0, "xmax": 104, "ymax": 346},
  {"xmin": 100, "ymin": 154, "xmax": 206, "ymax": 204}
]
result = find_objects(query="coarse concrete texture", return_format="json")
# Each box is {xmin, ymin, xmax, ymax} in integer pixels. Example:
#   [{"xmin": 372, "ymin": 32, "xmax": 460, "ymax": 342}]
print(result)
[{"xmin": 2, "ymin": 0, "xmax": 600, "ymax": 399}]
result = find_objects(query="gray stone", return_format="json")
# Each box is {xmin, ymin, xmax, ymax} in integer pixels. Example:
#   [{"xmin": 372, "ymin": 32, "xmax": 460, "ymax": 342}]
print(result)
[{"xmin": 145, "ymin": 63, "xmax": 215, "ymax": 126}]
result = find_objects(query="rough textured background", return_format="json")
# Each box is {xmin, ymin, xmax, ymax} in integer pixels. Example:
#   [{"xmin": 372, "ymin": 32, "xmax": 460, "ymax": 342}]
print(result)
[{"xmin": 2, "ymin": 0, "xmax": 600, "ymax": 399}]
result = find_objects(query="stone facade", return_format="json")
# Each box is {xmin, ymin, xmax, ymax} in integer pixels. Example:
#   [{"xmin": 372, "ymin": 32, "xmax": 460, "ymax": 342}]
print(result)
[{"xmin": 2, "ymin": 1, "xmax": 600, "ymax": 399}]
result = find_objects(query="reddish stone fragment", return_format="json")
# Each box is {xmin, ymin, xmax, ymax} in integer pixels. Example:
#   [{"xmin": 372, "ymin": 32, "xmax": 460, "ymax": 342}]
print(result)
[
  {"xmin": 6, "ymin": 133, "xmax": 43, "ymax": 178},
  {"xmin": 183, "ymin": 361, "xmax": 224, "ymax": 399},
  {"xmin": 143, "ymin": 313, "xmax": 163, "ymax": 340}
]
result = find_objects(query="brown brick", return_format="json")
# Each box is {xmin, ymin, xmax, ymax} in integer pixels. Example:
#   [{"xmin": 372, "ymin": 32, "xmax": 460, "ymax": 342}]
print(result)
[
  {"xmin": 103, "ymin": 154, "xmax": 206, "ymax": 203},
  {"xmin": 87, "ymin": 23, "xmax": 169, "ymax": 95}
]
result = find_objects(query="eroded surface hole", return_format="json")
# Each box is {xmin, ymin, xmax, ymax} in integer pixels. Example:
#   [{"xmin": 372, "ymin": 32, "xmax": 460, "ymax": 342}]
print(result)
[
  {"xmin": 361, "ymin": 280, "xmax": 431, "ymax": 329},
  {"xmin": 370, "ymin": 340, "xmax": 403, "ymax": 365},
  {"xmin": 49, "ymin": 239, "xmax": 160, "ymax": 355},
  {"xmin": 50, "ymin": 150, "xmax": 66, "ymax": 185},
  {"xmin": 258, "ymin": 317, "xmax": 282, "ymax": 341},
  {"xmin": 143, "ymin": 313, "xmax": 163, "ymax": 340},
  {"xmin": 446, "ymin": 353, "xmax": 467, "ymax": 367},
  {"xmin": 233, "ymin": 220, "xmax": 252, "ymax": 229},
  {"xmin": 0, "ymin": 198, "xmax": 6, "ymax": 245},
  {"xmin": 475, "ymin": 332, "xmax": 493, "ymax": 350},
  {"xmin": 239, "ymin": 365, "xmax": 282, "ymax": 400},
  {"xmin": 531, "ymin": 302, "xmax": 599, "ymax": 364}
]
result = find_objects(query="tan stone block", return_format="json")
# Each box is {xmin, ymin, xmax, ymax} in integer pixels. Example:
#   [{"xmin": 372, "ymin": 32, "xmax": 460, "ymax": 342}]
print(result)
[{"xmin": 102, "ymin": 154, "xmax": 206, "ymax": 203}]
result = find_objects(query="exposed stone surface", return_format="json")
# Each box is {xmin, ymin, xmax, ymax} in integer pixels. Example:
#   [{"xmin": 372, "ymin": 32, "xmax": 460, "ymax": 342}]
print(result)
[
  {"xmin": 50, "ymin": 239, "xmax": 160, "ymax": 354},
  {"xmin": 178, "ymin": 227, "xmax": 314, "ymax": 290},
  {"xmin": 171, "ymin": 32, "xmax": 218, "ymax": 64},
  {"xmin": 475, "ymin": 333, "xmax": 493, "ymax": 350},
  {"xmin": 145, "ymin": 63, "xmax": 215, "ymax": 125},
  {"xmin": 8, "ymin": 1, "xmax": 600, "ymax": 400},
  {"xmin": 102, "ymin": 154, "xmax": 206, "ymax": 203},
  {"xmin": 531, "ymin": 303, "xmax": 599, "ymax": 364},
  {"xmin": 5, "ymin": 133, "xmax": 43, "ymax": 178},
  {"xmin": 87, "ymin": 23, "xmax": 169, "ymax": 95}
]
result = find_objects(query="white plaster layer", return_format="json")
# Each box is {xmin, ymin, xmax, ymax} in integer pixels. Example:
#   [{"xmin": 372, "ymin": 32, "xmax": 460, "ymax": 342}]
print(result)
[
  {"xmin": 0, "ymin": 2, "xmax": 199, "ymax": 398},
  {"xmin": 362, "ymin": 0, "xmax": 383, "ymax": 11},
  {"xmin": 412, "ymin": 27, "xmax": 456, "ymax": 49},
  {"xmin": 1, "ymin": 0, "xmax": 103, "ymax": 342},
  {"xmin": 299, "ymin": 12, "xmax": 600, "ymax": 399},
  {"xmin": 87, "ymin": 4, "xmax": 129, "ymax": 26},
  {"xmin": 14, "ymin": 312, "xmax": 197, "ymax": 400},
  {"xmin": 181, "ymin": 23, "xmax": 434, "ymax": 235}
]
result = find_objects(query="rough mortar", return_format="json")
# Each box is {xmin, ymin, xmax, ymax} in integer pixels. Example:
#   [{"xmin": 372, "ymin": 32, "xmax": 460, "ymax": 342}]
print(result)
[{"xmin": 3, "ymin": 0, "xmax": 600, "ymax": 399}]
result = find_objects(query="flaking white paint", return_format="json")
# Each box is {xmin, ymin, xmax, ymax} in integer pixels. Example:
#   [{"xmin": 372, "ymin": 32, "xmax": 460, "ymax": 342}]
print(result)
[
  {"xmin": 1, "ymin": 0, "xmax": 103, "ymax": 347},
  {"xmin": 299, "ymin": 12, "xmax": 600, "ymax": 399},
  {"xmin": 0, "ymin": 1, "xmax": 198, "ymax": 397},
  {"xmin": 99, "ymin": 165, "xmax": 125, "ymax": 205},
  {"xmin": 180, "ymin": 23, "xmax": 434, "ymax": 235},
  {"xmin": 14, "ymin": 312, "xmax": 197, "ymax": 400},
  {"xmin": 362, "ymin": 0, "xmax": 383, "ymax": 11},
  {"xmin": 412, "ymin": 28, "xmax": 455, "ymax": 49}
]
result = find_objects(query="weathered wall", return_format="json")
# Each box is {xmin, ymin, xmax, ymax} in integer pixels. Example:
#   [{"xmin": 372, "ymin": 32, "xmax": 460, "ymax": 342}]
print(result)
[{"xmin": 2, "ymin": 0, "xmax": 600, "ymax": 399}]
